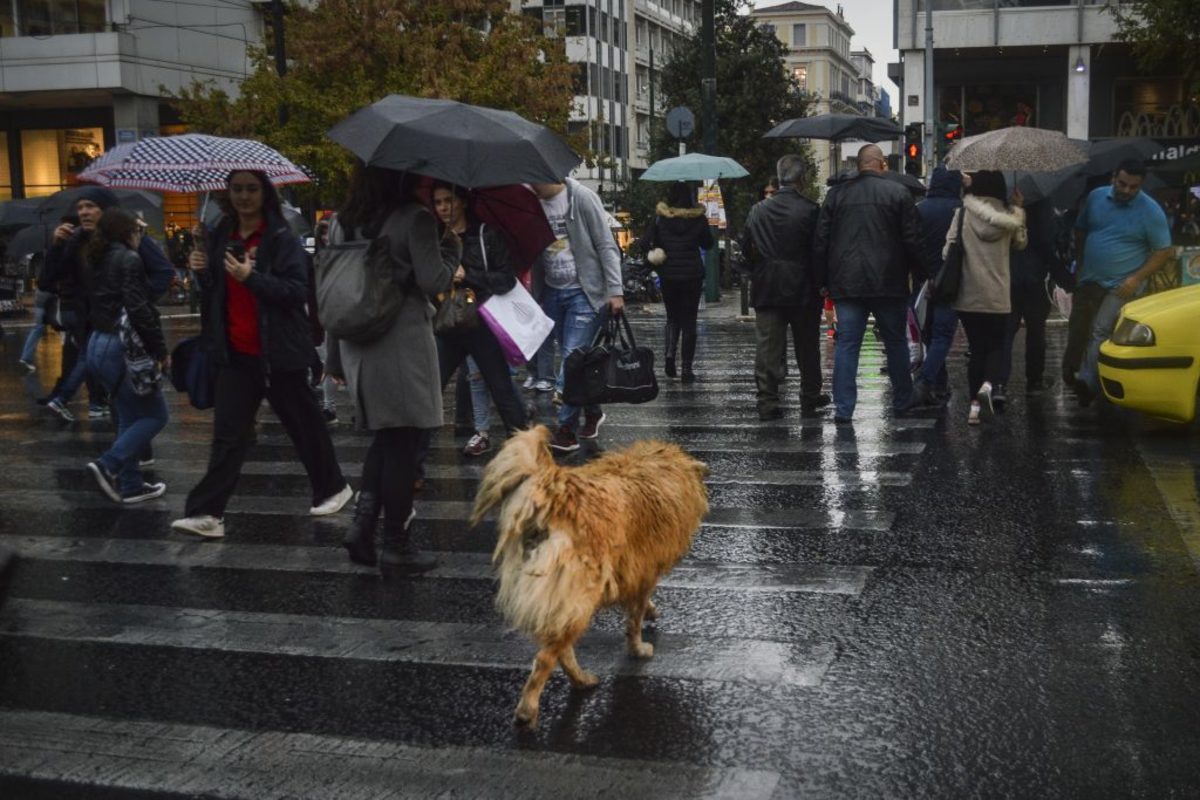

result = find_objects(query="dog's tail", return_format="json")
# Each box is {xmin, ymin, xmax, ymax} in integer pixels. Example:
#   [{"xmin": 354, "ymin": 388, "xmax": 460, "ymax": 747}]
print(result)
[{"xmin": 470, "ymin": 425, "xmax": 554, "ymax": 530}]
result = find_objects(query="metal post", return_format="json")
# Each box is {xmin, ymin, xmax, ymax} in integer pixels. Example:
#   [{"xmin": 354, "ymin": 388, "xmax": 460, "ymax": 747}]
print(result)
[
  {"xmin": 701, "ymin": 0, "xmax": 719, "ymax": 303},
  {"xmin": 924, "ymin": 0, "xmax": 935, "ymax": 176},
  {"xmin": 271, "ymin": 0, "xmax": 288, "ymax": 127},
  {"xmin": 648, "ymin": 48, "xmax": 655, "ymax": 156}
]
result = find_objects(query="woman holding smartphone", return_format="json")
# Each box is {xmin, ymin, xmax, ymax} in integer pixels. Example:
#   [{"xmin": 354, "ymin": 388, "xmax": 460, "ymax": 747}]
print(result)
[{"xmin": 171, "ymin": 170, "xmax": 351, "ymax": 539}]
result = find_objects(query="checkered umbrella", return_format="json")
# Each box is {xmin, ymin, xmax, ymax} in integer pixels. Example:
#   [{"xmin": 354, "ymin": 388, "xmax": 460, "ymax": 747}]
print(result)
[{"xmin": 78, "ymin": 134, "xmax": 310, "ymax": 193}]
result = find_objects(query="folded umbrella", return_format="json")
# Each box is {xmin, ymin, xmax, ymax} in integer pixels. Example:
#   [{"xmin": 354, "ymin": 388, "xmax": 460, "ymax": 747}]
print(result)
[
  {"xmin": 328, "ymin": 95, "xmax": 580, "ymax": 189},
  {"xmin": 78, "ymin": 134, "xmax": 310, "ymax": 193},
  {"xmin": 764, "ymin": 113, "xmax": 902, "ymax": 142},
  {"xmin": 639, "ymin": 153, "xmax": 749, "ymax": 182},
  {"xmin": 946, "ymin": 126, "xmax": 1088, "ymax": 173}
]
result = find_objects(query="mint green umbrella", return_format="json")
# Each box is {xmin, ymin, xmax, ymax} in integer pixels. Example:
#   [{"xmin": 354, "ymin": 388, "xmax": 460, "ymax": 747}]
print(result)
[{"xmin": 639, "ymin": 152, "xmax": 749, "ymax": 182}]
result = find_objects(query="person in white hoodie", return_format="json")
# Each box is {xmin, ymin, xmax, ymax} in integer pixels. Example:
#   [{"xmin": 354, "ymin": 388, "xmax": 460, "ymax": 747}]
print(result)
[{"xmin": 944, "ymin": 170, "xmax": 1027, "ymax": 425}]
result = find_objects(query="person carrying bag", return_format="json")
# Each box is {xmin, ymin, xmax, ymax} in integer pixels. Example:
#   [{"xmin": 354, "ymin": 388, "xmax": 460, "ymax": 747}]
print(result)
[{"xmin": 563, "ymin": 310, "xmax": 659, "ymax": 406}]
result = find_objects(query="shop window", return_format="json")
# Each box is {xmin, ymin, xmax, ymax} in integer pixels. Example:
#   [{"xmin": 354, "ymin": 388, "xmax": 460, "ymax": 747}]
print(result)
[
  {"xmin": 0, "ymin": 137, "xmax": 11, "ymax": 200},
  {"xmin": 6, "ymin": 0, "xmax": 106, "ymax": 37},
  {"xmin": 20, "ymin": 127, "xmax": 103, "ymax": 197},
  {"xmin": 942, "ymin": 84, "xmax": 1038, "ymax": 137}
]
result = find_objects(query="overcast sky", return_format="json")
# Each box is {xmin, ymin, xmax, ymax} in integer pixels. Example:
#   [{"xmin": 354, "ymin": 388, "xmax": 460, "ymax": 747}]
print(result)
[{"xmin": 746, "ymin": 0, "xmax": 900, "ymax": 95}]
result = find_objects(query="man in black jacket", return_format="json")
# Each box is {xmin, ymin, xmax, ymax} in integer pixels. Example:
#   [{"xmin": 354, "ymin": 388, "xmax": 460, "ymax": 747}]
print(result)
[
  {"xmin": 814, "ymin": 145, "xmax": 926, "ymax": 423},
  {"xmin": 740, "ymin": 154, "xmax": 829, "ymax": 420}
]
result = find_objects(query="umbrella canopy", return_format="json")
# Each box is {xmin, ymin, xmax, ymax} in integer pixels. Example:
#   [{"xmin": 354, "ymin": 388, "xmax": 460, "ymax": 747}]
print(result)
[
  {"xmin": 78, "ymin": 134, "xmax": 310, "ymax": 193},
  {"xmin": 0, "ymin": 199, "xmax": 39, "ymax": 230},
  {"xmin": 203, "ymin": 199, "xmax": 311, "ymax": 237},
  {"xmin": 328, "ymin": 95, "xmax": 581, "ymax": 189},
  {"xmin": 763, "ymin": 114, "xmax": 902, "ymax": 142},
  {"xmin": 7, "ymin": 222, "xmax": 54, "ymax": 260},
  {"xmin": 35, "ymin": 188, "xmax": 164, "ymax": 232},
  {"xmin": 1081, "ymin": 137, "xmax": 1163, "ymax": 177},
  {"xmin": 415, "ymin": 179, "xmax": 553, "ymax": 273},
  {"xmin": 1150, "ymin": 151, "xmax": 1200, "ymax": 185},
  {"xmin": 1004, "ymin": 166, "xmax": 1087, "ymax": 207},
  {"xmin": 946, "ymin": 126, "xmax": 1088, "ymax": 173},
  {"xmin": 639, "ymin": 153, "xmax": 749, "ymax": 182}
]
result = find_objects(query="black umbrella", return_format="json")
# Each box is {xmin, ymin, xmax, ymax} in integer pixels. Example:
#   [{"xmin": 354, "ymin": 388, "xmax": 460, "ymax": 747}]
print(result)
[
  {"xmin": 1150, "ymin": 151, "xmax": 1200, "ymax": 185},
  {"xmin": 35, "ymin": 187, "xmax": 164, "ymax": 231},
  {"xmin": 1005, "ymin": 166, "xmax": 1087, "ymax": 208},
  {"xmin": 1080, "ymin": 137, "xmax": 1163, "ymax": 177},
  {"xmin": 7, "ymin": 222, "xmax": 54, "ymax": 260},
  {"xmin": 0, "ymin": 199, "xmax": 39, "ymax": 230},
  {"xmin": 328, "ymin": 95, "xmax": 581, "ymax": 189},
  {"xmin": 763, "ymin": 114, "xmax": 902, "ymax": 142}
]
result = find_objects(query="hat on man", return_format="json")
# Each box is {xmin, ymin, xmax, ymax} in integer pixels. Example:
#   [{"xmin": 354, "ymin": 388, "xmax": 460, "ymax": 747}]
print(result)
[{"xmin": 75, "ymin": 186, "xmax": 120, "ymax": 211}]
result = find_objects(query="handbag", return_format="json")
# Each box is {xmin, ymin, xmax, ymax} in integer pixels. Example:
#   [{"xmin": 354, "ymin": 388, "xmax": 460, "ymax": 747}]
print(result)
[
  {"xmin": 563, "ymin": 312, "xmax": 659, "ymax": 406},
  {"xmin": 118, "ymin": 309, "xmax": 162, "ymax": 396},
  {"xmin": 931, "ymin": 206, "xmax": 966, "ymax": 305},
  {"xmin": 433, "ymin": 285, "xmax": 479, "ymax": 335},
  {"xmin": 170, "ymin": 336, "xmax": 217, "ymax": 410}
]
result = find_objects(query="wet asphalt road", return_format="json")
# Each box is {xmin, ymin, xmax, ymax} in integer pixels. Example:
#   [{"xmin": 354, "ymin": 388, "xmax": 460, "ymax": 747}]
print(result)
[{"xmin": 1, "ymin": 306, "xmax": 1199, "ymax": 799}]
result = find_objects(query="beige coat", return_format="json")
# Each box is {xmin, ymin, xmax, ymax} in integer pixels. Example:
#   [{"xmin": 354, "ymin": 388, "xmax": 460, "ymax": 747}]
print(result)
[{"xmin": 945, "ymin": 195, "xmax": 1027, "ymax": 314}]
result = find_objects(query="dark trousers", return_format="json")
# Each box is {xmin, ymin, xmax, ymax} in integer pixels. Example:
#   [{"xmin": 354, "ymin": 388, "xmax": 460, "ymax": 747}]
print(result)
[
  {"xmin": 661, "ymin": 278, "xmax": 704, "ymax": 368},
  {"xmin": 1002, "ymin": 281, "xmax": 1051, "ymax": 385},
  {"xmin": 362, "ymin": 427, "xmax": 422, "ymax": 525},
  {"xmin": 754, "ymin": 304, "xmax": 822, "ymax": 412},
  {"xmin": 437, "ymin": 325, "xmax": 526, "ymax": 433},
  {"xmin": 185, "ymin": 352, "xmax": 346, "ymax": 517},
  {"xmin": 1062, "ymin": 282, "xmax": 1107, "ymax": 383},
  {"xmin": 958, "ymin": 311, "xmax": 1009, "ymax": 397}
]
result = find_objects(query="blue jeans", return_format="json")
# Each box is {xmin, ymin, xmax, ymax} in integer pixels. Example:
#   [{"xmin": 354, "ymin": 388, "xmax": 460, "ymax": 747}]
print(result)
[
  {"xmin": 541, "ymin": 286, "xmax": 601, "ymax": 429},
  {"xmin": 465, "ymin": 356, "xmax": 492, "ymax": 432},
  {"xmin": 832, "ymin": 297, "xmax": 913, "ymax": 418},
  {"xmin": 85, "ymin": 332, "xmax": 169, "ymax": 495},
  {"xmin": 917, "ymin": 302, "xmax": 958, "ymax": 391},
  {"xmin": 1077, "ymin": 290, "xmax": 1128, "ymax": 394},
  {"xmin": 20, "ymin": 305, "xmax": 45, "ymax": 363}
]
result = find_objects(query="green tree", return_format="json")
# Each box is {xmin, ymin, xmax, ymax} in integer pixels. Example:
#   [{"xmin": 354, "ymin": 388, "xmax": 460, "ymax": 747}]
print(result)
[
  {"xmin": 1109, "ymin": 0, "xmax": 1200, "ymax": 96},
  {"xmin": 613, "ymin": 0, "xmax": 814, "ymax": 240},
  {"xmin": 170, "ymin": 0, "xmax": 579, "ymax": 204}
]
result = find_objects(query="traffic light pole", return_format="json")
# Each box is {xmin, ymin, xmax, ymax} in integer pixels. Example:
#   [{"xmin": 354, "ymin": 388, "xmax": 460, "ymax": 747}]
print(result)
[{"xmin": 923, "ymin": 0, "xmax": 935, "ymax": 175}]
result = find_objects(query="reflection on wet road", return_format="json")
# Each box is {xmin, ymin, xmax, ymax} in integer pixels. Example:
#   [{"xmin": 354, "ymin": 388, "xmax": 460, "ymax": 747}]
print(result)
[{"xmin": 1, "ymin": 313, "xmax": 1199, "ymax": 798}]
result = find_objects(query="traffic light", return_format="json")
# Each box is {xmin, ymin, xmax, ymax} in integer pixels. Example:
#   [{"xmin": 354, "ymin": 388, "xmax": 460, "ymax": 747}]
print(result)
[{"xmin": 904, "ymin": 122, "xmax": 924, "ymax": 177}]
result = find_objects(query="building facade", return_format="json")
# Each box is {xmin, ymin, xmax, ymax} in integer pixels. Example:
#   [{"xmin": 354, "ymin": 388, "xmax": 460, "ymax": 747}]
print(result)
[
  {"xmin": 0, "ymin": 0, "xmax": 262, "ymax": 200},
  {"xmin": 895, "ymin": 0, "xmax": 1199, "ymax": 169},
  {"xmin": 749, "ymin": 1, "xmax": 872, "ymax": 186},
  {"xmin": 516, "ymin": 0, "xmax": 700, "ymax": 191}
]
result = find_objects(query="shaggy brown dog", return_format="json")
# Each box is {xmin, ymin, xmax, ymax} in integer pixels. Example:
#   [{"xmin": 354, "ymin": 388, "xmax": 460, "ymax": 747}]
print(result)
[{"xmin": 470, "ymin": 425, "xmax": 709, "ymax": 727}]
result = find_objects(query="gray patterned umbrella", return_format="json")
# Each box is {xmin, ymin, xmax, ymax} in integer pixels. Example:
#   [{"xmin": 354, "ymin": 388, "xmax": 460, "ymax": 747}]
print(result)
[{"xmin": 946, "ymin": 127, "xmax": 1087, "ymax": 173}]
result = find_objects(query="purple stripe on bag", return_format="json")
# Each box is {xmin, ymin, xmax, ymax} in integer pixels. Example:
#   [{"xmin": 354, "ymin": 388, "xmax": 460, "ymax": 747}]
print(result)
[{"xmin": 480, "ymin": 305, "xmax": 529, "ymax": 367}]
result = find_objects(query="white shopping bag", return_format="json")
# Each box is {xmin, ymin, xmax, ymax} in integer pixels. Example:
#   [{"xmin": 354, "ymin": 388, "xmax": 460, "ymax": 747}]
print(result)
[{"xmin": 479, "ymin": 283, "xmax": 555, "ymax": 367}]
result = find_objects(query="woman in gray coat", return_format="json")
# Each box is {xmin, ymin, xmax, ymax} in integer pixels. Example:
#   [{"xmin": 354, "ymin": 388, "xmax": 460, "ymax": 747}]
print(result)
[{"xmin": 327, "ymin": 164, "xmax": 456, "ymax": 575}]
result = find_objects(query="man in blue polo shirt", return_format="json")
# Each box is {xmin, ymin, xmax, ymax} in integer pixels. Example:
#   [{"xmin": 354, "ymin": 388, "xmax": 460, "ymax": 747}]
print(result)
[{"xmin": 1069, "ymin": 159, "xmax": 1173, "ymax": 404}]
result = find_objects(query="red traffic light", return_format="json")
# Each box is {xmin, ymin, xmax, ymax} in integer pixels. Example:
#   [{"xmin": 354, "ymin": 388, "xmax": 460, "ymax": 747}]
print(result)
[
  {"xmin": 906, "ymin": 143, "xmax": 920, "ymax": 159},
  {"xmin": 943, "ymin": 125, "xmax": 962, "ymax": 141}
]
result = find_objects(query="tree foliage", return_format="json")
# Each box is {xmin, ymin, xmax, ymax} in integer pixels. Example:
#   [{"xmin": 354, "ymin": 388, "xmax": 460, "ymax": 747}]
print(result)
[
  {"xmin": 170, "ymin": 0, "xmax": 579, "ymax": 204},
  {"xmin": 612, "ymin": 0, "xmax": 815, "ymax": 240},
  {"xmin": 1109, "ymin": 0, "xmax": 1200, "ymax": 96}
]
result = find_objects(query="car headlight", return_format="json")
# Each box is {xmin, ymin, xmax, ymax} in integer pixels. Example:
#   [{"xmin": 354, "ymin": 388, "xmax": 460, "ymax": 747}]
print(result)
[{"xmin": 1111, "ymin": 317, "xmax": 1155, "ymax": 346}]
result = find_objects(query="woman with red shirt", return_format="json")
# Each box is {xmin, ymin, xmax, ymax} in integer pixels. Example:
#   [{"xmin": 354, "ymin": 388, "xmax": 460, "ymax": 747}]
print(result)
[{"xmin": 171, "ymin": 170, "xmax": 351, "ymax": 539}]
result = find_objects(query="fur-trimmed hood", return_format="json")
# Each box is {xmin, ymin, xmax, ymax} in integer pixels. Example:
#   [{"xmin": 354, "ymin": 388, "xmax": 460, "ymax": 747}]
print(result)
[
  {"xmin": 963, "ymin": 194, "xmax": 1025, "ymax": 243},
  {"xmin": 656, "ymin": 202, "xmax": 706, "ymax": 219}
]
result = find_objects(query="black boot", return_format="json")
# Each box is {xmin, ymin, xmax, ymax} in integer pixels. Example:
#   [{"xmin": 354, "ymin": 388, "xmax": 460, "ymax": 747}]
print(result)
[
  {"xmin": 664, "ymin": 322, "xmax": 678, "ymax": 378},
  {"xmin": 343, "ymin": 491, "xmax": 380, "ymax": 566},
  {"xmin": 379, "ymin": 512, "xmax": 437, "ymax": 576},
  {"xmin": 680, "ymin": 328, "xmax": 697, "ymax": 383}
]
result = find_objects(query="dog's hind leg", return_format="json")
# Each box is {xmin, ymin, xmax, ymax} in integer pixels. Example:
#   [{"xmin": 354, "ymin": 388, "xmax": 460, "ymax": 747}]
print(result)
[
  {"xmin": 514, "ymin": 644, "xmax": 561, "ymax": 727},
  {"xmin": 624, "ymin": 593, "xmax": 656, "ymax": 659},
  {"xmin": 644, "ymin": 599, "xmax": 660, "ymax": 621},
  {"xmin": 560, "ymin": 645, "xmax": 600, "ymax": 689}
]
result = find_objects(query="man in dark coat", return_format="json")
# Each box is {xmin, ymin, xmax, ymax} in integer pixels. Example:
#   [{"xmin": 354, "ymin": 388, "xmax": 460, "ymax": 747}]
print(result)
[
  {"xmin": 912, "ymin": 167, "xmax": 963, "ymax": 406},
  {"xmin": 814, "ymin": 144, "xmax": 926, "ymax": 423},
  {"xmin": 740, "ymin": 154, "xmax": 829, "ymax": 420}
]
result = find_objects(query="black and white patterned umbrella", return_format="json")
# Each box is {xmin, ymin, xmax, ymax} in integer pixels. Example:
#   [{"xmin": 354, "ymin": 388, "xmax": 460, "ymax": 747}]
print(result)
[{"xmin": 78, "ymin": 134, "xmax": 310, "ymax": 193}]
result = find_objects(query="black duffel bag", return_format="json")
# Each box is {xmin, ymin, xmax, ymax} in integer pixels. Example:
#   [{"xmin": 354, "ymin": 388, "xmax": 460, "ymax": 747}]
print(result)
[{"xmin": 563, "ymin": 311, "xmax": 659, "ymax": 406}]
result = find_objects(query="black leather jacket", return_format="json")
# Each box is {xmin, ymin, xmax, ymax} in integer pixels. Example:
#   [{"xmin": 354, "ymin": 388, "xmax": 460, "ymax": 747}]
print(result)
[
  {"xmin": 88, "ymin": 243, "xmax": 167, "ymax": 360},
  {"xmin": 738, "ymin": 187, "xmax": 821, "ymax": 309},
  {"xmin": 197, "ymin": 211, "xmax": 316, "ymax": 374},
  {"xmin": 814, "ymin": 171, "xmax": 927, "ymax": 300},
  {"xmin": 460, "ymin": 221, "xmax": 517, "ymax": 304}
]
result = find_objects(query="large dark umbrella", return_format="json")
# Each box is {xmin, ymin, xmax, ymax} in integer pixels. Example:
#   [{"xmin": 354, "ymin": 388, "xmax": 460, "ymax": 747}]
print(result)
[
  {"xmin": 0, "ymin": 199, "xmax": 39, "ymax": 230},
  {"xmin": 35, "ymin": 187, "xmax": 164, "ymax": 232},
  {"xmin": 763, "ymin": 114, "xmax": 902, "ymax": 142},
  {"xmin": 1150, "ymin": 151, "xmax": 1200, "ymax": 185},
  {"xmin": 1005, "ymin": 166, "xmax": 1087, "ymax": 208},
  {"xmin": 7, "ymin": 222, "xmax": 55, "ymax": 260},
  {"xmin": 329, "ymin": 95, "xmax": 581, "ymax": 189},
  {"xmin": 1081, "ymin": 137, "xmax": 1163, "ymax": 178}
]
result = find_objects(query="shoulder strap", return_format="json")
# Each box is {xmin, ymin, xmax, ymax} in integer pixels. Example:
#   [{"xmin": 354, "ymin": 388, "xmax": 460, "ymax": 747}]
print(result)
[{"xmin": 478, "ymin": 223, "xmax": 488, "ymax": 271}]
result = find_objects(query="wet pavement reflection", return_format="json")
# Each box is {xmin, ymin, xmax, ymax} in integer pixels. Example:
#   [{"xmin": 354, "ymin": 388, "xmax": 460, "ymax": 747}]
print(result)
[{"xmin": 1, "ymin": 311, "xmax": 1199, "ymax": 798}]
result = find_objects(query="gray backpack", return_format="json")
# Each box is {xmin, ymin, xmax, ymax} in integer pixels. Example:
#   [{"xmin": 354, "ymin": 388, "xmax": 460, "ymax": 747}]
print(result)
[{"xmin": 316, "ymin": 208, "xmax": 412, "ymax": 344}]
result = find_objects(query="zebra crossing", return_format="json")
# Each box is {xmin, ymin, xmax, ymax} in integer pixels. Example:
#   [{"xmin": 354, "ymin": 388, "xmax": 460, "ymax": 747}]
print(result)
[{"xmin": 0, "ymin": 314, "xmax": 939, "ymax": 798}]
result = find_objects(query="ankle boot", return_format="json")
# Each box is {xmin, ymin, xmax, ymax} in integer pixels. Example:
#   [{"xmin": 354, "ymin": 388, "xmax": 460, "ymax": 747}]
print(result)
[
  {"xmin": 680, "ymin": 329, "xmax": 697, "ymax": 383},
  {"xmin": 343, "ymin": 491, "xmax": 380, "ymax": 566},
  {"xmin": 379, "ymin": 511, "xmax": 437, "ymax": 576},
  {"xmin": 664, "ymin": 322, "xmax": 678, "ymax": 378}
]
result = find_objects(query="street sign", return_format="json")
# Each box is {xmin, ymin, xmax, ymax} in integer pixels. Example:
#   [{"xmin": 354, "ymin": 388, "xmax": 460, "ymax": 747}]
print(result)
[{"xmin": 665, "ymin": 106, "xmax": 695, "ymax": 140}]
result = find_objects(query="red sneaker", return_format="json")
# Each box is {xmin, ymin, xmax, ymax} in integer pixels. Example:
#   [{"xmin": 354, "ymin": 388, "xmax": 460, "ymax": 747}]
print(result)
[
  {"xmin": 549, "ymin": 426, "xmax": 580, "ymax": 452},
  {"xmin": 578, "ymin": 411, "xmax": 606, "ymax": 439}
]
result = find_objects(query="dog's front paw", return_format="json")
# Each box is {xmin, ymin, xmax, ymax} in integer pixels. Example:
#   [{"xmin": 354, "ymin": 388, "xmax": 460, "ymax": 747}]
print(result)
[
  {"xmin": 628, "ymin": 641, "xmax": 655, "ymax": 659},
  {"xmin": 570, "ymin": 671, "xmax": 600, "ymax": 689},
  {"xmin": 514, "ymin": 702, "xmax": 539, "ymax": 728}
]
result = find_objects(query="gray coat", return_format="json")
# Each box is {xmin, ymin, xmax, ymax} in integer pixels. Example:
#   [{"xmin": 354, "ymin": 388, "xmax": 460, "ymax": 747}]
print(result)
[
  {"xmin": 530, "ymin": 178, "xmax": 624, "ymax": 311},
  {"xmin": 326, "ymin": 203, "xmax": 455, "ymax": 431}
]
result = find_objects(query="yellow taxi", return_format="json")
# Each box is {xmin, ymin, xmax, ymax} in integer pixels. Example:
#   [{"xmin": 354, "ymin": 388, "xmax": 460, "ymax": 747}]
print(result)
[{"xmin": 1098, "ymin": 283, "xmax": 1200, "ymax": 423}]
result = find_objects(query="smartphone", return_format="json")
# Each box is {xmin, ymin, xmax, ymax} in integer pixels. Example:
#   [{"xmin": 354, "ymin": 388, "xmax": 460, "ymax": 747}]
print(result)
[{"xmin": 226, "ymin": 241, "xmax": 246, "ymax": 260}]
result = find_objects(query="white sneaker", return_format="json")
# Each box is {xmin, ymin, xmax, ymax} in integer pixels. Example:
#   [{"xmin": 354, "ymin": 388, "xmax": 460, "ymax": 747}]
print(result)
[
  {"xmin": 977, "ymin": 382, "xmax": 994, "ymax": 421},
  {"xmin": 522, "ymin": 376, "xmax": 536, "ymax": 390},
  {"xmin": 310, "ymin": 483, "xmax": 353, "ymax": 516},
  {"xmin": 18, "ymin": 359, "xmax": 35, "ymax": 372},
  {"xmin": 171, "ymin": 515, "xmax": 225, "ymax": 539},
  {"xmin": 534, "ymin": 380, "xmax": 555, "ymax": 393},
  {"xmin": 968, "ymin": 402, "xmax": 981, "ymax": 426}
]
